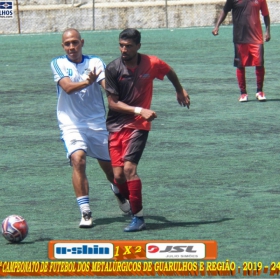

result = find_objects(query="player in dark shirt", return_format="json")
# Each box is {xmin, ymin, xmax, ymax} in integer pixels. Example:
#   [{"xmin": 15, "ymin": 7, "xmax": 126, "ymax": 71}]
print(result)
[
  {"xmin": 212, "ymin": 0, "xmax": 270, "ymax": 102},
  {"xmin": 105, "ymin": 28, "xmax": 190, "ymax": 232}
]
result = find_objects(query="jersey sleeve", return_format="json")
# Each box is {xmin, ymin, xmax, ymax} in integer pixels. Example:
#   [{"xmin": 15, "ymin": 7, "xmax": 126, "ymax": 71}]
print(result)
[
  {"xmin": 154, "ymin": 57, "xmax": 171, "ymax": 80},
  {"xmin": 50, "ymin": 57, "xmax": 69, "ymax": 83},
  {"xmin": 260, "ymin": 0, "xmax": 269, "ymax": 16},
  {"xmin": 89, "ymin": 57, "xmax": 106, "ymax": 84},
  {"xmin": 105, "ymin": 62, "xmax": 120, "ymax": 96},
  {"xmin": 223, "ymin": 0, "xmax": 233, "ymax": 13}
]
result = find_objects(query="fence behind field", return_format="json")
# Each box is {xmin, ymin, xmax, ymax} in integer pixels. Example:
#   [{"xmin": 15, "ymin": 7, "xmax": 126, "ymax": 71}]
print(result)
[{"xmin": 1, "ymin": 0, "xmax": 280, "ymax": 34}]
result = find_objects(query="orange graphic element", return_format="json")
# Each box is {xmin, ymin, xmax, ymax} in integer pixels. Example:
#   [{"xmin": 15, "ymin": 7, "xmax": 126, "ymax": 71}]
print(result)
[
  {"xmin": 48, "ymin": 240, "xmax": 217, "ymax": 261},
  {"xmin": 0, "ymin": 240, "xmax": 218, "ymax": 277}
]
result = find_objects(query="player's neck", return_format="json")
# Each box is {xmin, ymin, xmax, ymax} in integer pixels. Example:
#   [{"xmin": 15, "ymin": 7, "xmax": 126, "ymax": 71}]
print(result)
[{"xmin": 123, "ymin": 53, "xmax": 140, "ymax": 68}]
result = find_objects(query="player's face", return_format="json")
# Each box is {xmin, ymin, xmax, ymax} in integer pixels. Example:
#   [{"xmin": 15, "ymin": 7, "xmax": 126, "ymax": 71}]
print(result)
[
  {"xmin": 119, "ymin": 39, "xmax": 141, "ymax": 62},
  {"xmin": 62, "ymin": 31, "xmax": 84, "ymax": 63}
]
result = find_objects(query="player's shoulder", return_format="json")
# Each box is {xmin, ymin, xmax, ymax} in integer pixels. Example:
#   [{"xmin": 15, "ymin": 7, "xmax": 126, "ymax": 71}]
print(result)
[
  {"xmin": 106, "ymin": 57, "xmax": 122, "ymax": 70},
  {"xmin": 143, "ymin": 54, "xmax": 158, "ymax": 59},
  {"xmin": 141, "ymin": 54, "xmax": 165, "ymax": 65},
  {"xmin": 83, "ymin": 54, "xmax": 106, "ymax": 67},
  {"xmin": 84, "ymin": 54, "xmax": 103, "ymax": 61},
  {"xmin": 51, "ymin": 55, "xmax": 67, "ymax": 65}
]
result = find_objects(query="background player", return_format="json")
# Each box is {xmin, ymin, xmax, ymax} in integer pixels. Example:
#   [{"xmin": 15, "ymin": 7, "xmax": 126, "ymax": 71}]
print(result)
[
  {"xmin": 105, "ymin": 28, "xmax": 190, "ymax": 232},
  {"xmin": 212, "ymin": 0, "xmax": 271, "ymax": 102},
  {"xmin": 50, "ymin": 28, "xmax": 130, "ymax": 228}
]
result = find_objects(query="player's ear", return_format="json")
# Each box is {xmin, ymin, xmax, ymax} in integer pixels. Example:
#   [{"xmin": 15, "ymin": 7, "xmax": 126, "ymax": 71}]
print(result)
[
  {"xmin": 137, "ymin": 43, "xmax": 141, "ymax": 50},
  {"xmin": 81, "ymin": 39, "xmax": 85, "ymax": 47}
]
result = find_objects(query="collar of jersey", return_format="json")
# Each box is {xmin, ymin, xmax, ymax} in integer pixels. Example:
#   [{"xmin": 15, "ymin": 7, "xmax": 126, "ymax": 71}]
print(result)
[{"xmin": 66, "ymin": 54, "xmax": 85, "ymax": 64}]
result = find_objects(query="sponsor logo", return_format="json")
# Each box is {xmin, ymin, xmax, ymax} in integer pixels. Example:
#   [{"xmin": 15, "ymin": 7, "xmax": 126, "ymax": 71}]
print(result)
[
  {"xmin": 53, "ymin": 243, "xmax": 113, "ymax": 259},
  {"xmin": 139, "ymin": 73, "xmax": 150, "ymax": 79},
  {"xmin": 70, "ymin": 139, "xmax": 77, "ymax": 146},
  {"xmin": 0, "ymin": 1, "xmax": 13, "ymax": 19},
  {"xmin": 146, "ymin": 243, "xmax": 205, "ymax": 259}
]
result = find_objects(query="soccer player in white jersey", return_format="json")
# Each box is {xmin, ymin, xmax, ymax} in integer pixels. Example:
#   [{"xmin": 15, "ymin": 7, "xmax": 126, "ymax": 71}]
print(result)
[{"xmin": 50, "ymin": 28, "xmax": 130, "ymax": 228}]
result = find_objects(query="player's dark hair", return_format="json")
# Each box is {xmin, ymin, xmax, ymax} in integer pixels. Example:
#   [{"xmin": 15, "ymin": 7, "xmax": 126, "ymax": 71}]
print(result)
[{"xmin": 119, "ymin": 28, "xmax": 141, "ymax": 44}]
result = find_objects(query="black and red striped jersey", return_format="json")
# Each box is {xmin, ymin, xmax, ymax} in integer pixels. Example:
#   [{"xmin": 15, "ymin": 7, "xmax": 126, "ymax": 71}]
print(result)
[
  {"xmin": 223, "ymin": 0, "xmax": 269, "ymax": 44},
  {"xmin": 105, "ymin": 54, "xmax": 171, "ymax": 132}
]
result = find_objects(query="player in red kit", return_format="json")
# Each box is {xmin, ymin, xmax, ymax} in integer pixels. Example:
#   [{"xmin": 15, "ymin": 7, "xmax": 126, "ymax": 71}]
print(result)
[
  {"xmin": 105, "ymin": 28, "xmax": 190, "ymax": 232},
  {"xmin": 212, "ymin": 0, "xmax": 271, "ymax": 102}
]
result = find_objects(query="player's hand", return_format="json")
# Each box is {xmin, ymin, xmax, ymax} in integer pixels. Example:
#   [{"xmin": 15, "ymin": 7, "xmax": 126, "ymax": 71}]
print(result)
[
  {"xmin": 265, "ymin": 32, "xmax": 271, "ymax": 42},
  {"xmin": 87, "ymin": 67, "xmax": 102, "ymax": 84},
  {"xmin": 140, "ymin": 108, "xmax": 157, "ymax": 122},
  {"xmin": 177, "ymin": 88, "xmax": 190, "ymax": 109},
  {"xmin": 212, "ymin": 28, "xmax": 219, "ymax": 36}
]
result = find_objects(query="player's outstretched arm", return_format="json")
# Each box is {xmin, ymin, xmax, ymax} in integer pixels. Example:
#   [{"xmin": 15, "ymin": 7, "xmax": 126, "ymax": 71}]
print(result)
[
  {"xmin": 212, "ymin": 10, "xmax": 228, "ymax": 36},
  {"xmin": 166, "ymin": 68, "xmax": 190, "ymax": 109}
]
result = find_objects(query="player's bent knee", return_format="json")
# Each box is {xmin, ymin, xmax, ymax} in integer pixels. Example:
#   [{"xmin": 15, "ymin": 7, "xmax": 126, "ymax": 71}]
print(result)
[{"xmin": 114, "ymin": 174, "xmax": 126, "ymax": 184}]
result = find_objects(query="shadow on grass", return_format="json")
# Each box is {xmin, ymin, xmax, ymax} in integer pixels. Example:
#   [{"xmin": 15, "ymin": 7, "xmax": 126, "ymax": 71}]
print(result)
[
  {"xmin": 146, "ymin": 217, "xmax": 233, "ymax": 231},
  {"xmin": 94, "ymin": 216, "xmax": 233, "ymax": 231},
  {"xmin": 266, "ymin": 99, "xmax": 280, "ymax": 102},
  {"xmin": 3, "ymin": 237, "xmax": 52, "ymax": 245},
  {"xmin": 241, "ymin": 99, "xmax": 280, "ymax": 102}
]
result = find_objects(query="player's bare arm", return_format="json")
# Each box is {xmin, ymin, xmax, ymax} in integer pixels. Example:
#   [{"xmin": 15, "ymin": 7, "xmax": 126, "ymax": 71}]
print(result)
[
  {"xmin": 107, "ymin": 94, "xmax": 157, "ymax": 121},
  {"xmin": 59, "ymin": 67, "xmax": 101, "ymax": 94},
  {"xmin": 264, "ymin": 15, "xmax": 271, "ymax": 42},
  {"xmin": 166, "ymin": 68, "xmax": 190, "ymax": 108},
  {"xmin": 212, "ymin": 10, "xmax": 228, "ymax": 36},
  {"xmin": 99, "ymin": 79, "xmax": 106, "ymax": 90}
]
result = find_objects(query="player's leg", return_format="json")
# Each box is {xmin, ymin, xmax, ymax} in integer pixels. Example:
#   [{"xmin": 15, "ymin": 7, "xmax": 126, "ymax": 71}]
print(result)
[
  {"xmin": 98, "ymin": 160, "xmax": 130, "ymax": 214},
  {"xmin": 113, "ymin": 166, "xmax": 129, "ymax": 199},
  {"xmin": 256, "ymin": 66, "xmax": 265, "ymax": 93},
  {"xmin": 120, "ymin": 129, "xmax": 149, "ymax": 232},
  {"xmin": 108, "ymin": 130, "xmax": 130, "ymax": 201},
  {"xmin": 71, "ymin": 150, "xmax": 93, "ymax": 228},
  {"xmin": 236, "ymin": 67, "xmax": 246, "ymax": 97},
  {"xmin": 234, "ymin": 44, "xmax": 248, "ymax": 102},
  {"xmin": 251, "ymin": 44, "xmax": 266, "ymax": 101},
  {"xmin": 122, "ymin": 161, "xmax": 146, "ymax": 232},
  {"xmin": 62, "ymin": 129, "xmax": 93, "ymax": 228},
  {"xmin": 71, "ymin": 150, "xmax": 89, "ymax": 198},
  {"xmin": 87, "ymin": 129, "xmax": 130, "ymax": 213}
]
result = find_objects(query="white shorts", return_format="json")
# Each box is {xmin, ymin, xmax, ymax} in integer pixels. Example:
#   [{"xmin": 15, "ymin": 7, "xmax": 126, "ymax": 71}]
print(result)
[{"xmin": 61, "ymin": 128, "xmax": 110, "ymax": 161}]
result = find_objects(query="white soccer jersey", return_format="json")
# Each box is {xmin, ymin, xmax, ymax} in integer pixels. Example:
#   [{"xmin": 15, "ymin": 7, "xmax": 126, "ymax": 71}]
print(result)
[{"xmin": 50, "ymin": 55, "xmax": 107, "ymax": 131}]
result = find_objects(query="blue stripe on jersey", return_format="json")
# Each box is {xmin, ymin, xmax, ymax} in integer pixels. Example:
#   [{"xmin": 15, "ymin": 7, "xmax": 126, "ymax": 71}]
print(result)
[{"xmin": 51, "ymin": 55, "xmax": 67, "ymax": 78}]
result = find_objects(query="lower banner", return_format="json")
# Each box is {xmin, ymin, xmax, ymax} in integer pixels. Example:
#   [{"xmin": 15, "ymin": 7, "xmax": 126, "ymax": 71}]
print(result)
[{"xmin": 0, "ymin": 240, "xmax": 221, "ymax": 277}]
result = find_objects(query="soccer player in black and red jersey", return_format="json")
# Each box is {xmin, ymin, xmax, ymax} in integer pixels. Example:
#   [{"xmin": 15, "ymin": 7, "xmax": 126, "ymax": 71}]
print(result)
[
  {"xmin": 212, "ymin": 0, "xmax": 271, "ymax": 102},
  {"xmin": 105, "ymin": 28, "xmax": 190, "ymax": 232}
]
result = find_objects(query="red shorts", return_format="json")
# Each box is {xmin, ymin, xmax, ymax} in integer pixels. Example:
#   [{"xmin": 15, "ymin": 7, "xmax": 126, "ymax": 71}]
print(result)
[
  {"xmin": 234, "ymin": 44, "xmax": 264, "ymax": 67},
  {"xmin": 108, "ymin": 128, "xmax": 149, "ymax": 167}
]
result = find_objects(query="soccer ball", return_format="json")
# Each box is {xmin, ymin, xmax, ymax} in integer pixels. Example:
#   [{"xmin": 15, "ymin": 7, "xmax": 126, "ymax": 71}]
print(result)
[{"xmin": 2, "ymin": 215, "xmax": 28, "ymax": 243}]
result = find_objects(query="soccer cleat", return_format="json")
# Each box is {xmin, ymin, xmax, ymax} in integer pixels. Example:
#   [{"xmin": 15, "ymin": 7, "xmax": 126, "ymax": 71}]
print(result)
[
  {"xmin": 110, "ymin": 184, "xmax": 131, "ymax": 214},
  {"xmin": 124, "ymin": 216, "xmax": 146, "ymax": 232},
  {"xmin": 239, "ymin": 93, "xmax": 248, "ymax": 102},
  {"xmin": 79, "ymin": 211, "xmax": 93, "ymax": 228},
  {"xmin": 256, "ymin": 92, "xmax": 266, "ymax": 101}
]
